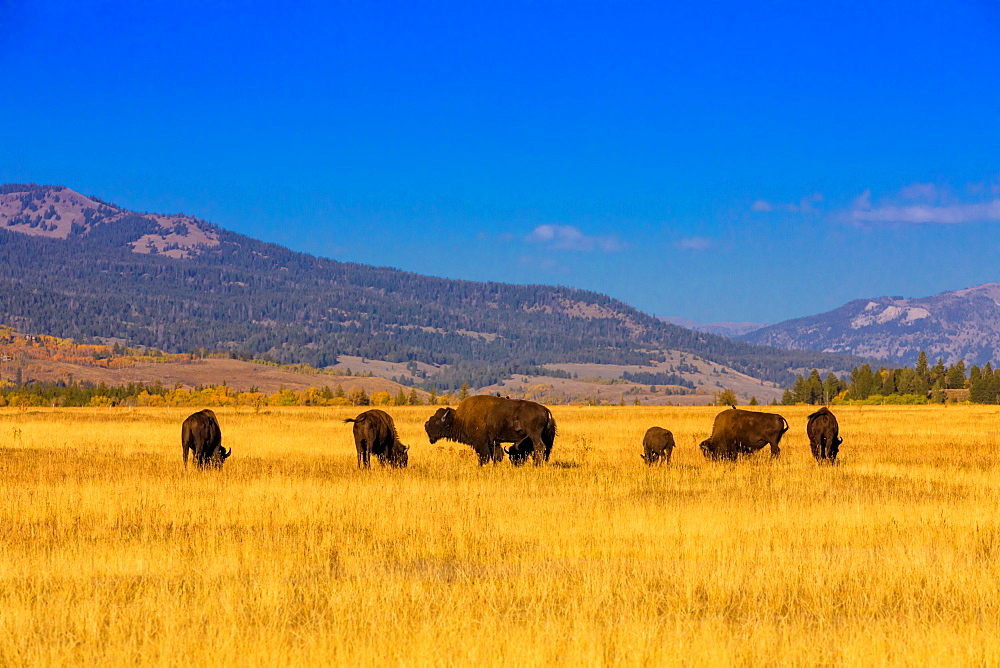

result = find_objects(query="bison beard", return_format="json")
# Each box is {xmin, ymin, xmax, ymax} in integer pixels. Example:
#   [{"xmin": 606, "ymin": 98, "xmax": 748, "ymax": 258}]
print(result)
[
  {"xmin": 425, "ymin": 395, "xmax": 556, "ymax": 466},
  {"xmin": 699, "ymin": 407, "xmax": 788, "ymax": 461},
  {"xmin": 345, "ymin": 409, "xmax": 409, "ymax": 468},
  {"xmin": 806, "ymin": 406, "xmax": 842, "ymax": 463},
  {"xmin": 182, "ymin": 408, "xmax": 231, "ymax": 469}
]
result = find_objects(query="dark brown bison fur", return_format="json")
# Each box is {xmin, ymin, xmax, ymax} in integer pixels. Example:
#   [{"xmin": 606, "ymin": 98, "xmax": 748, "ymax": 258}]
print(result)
[
  {"xmin": 182, "ymin": 409, "xmax": 230, "ymax": 469},
  {"xmin": 504, "ymin": 438, "xmax": 533, "ymax": 466},
  {"xmin": 425, "ymin": 395, "xmax": 556, "ymax": 466},
  {"xmin": 699, "ymin": 407, "xmax": 788, "ymax": 461},
  {"xmin": 806, "ymin": 406, "xmax": 842, "ymax": 463},
  {"xmin": 344, "ymin": 409, "xmax": 409, "ymax": 468},
  {"xmin": 641, "ymin": 426, "xmax": 675, "ymax": 465}
]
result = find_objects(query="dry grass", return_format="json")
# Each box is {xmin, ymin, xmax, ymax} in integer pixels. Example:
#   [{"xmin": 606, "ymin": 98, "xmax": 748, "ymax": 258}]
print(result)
[{"xmin": 1, "ymin": 404, "xmax": 999, "ymax": 665}]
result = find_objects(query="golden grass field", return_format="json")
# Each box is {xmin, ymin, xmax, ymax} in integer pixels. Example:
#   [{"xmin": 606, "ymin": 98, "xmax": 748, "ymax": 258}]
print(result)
[{"xmin": 1, "ymin": 404, "xmax": 999, "ymax": 666}]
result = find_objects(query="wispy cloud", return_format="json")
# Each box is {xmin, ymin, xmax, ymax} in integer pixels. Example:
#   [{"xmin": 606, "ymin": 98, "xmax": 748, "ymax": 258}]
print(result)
[
  {"xmin": 524, "ymin": 224, "xmax": 626, "ymax": 252},
  {"xmin": 848, "ymin": 184, "xmax": 1000, "ymax": 225},
  {"xmin": 751, "ymin": 193, "xmax": 823, "ymax": 214},
  {"xmin": 676, "ymin": 236, "xmax": 712, "ymax": 251}
]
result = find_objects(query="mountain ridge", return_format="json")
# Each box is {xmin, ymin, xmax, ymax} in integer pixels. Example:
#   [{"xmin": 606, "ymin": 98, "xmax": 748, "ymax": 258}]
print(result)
[
  {"xmin": 739, "ymin": 283, "xmax": 1000, "ymax": 366},
  {"xmin": 0, "ymin": 183, "xmax": 869, "ymax": 387}
]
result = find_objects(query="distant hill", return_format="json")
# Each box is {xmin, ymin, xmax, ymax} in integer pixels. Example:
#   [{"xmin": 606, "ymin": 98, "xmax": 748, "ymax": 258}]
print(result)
[
  {"xmin": 739, "ymin": 283, "xmax": 1000, "ymax": 366},
  {"xmin": 659, "ymin": 316, "xmax": 766, "ymax": 338},
  {"xmin": 0, "ymin": 184, "xmax": 868, "ymax": 387}
]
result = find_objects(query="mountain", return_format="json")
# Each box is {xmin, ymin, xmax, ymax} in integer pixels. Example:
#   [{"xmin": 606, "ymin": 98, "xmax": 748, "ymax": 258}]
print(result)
[
  {"xmin": 0, "ymin": 184, "xmax": 867, "ymax": 387},
  {"xmin": 738, "ymin": 283, "xmax": 1000, "ymax": 366},
  {"xmin": 659, "ymin": 317, "xmax": 766, "ymax": 338}
]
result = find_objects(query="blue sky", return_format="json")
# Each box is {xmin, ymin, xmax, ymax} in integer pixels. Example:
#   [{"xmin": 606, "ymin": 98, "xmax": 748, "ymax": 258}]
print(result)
[{"xmin": 2, "ymin": 1, "xmax": 998, "ymax": 324}]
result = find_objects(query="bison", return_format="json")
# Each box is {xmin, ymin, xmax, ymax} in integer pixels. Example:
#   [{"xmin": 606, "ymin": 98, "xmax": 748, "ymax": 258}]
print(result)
[
  {"xmin": 699, "ymin": 407, "xmax": 788, "ymax": 461},
  {"xmin": 806, "ymin": 406, "xmax": 842, "ymax": 463},
  {"xmin": 182, "ymin": 409, "xmax": 231, "ymax": 468},
  {"xmin": 344, "ymin": 409, "xmax": 409, "ymax": 468},
  {"xmin": 425, "ymin": 395, "xmax": 556, "ymax": 466},
  {"xmin": 504, "ymin": 437, "xmax": 534, "ymax": 466},
  {"xmin": 641, "ymin": 426, "xmax": 675, "ymax": 465}
]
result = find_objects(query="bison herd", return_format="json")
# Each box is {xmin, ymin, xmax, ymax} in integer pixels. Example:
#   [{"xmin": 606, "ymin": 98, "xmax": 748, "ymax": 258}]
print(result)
[{"xmin": 182, "ymin": 398, "xmax": 843, "ymax": 470}]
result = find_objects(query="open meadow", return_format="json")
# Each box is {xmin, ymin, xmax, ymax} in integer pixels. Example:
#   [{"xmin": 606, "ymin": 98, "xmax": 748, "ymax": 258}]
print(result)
[{"xmin": 1, "ymin": 404, "xmax": 999, "ymax": 665}]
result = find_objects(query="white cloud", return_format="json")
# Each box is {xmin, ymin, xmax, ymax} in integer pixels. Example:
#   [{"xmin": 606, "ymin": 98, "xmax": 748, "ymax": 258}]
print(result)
[
  {"xmin": 850, "ymin": 200, "xmax": 1000, "ymax": 225},
  {"xmin": 524, "ymin": 224, "xmax": 626, "ymax": 252},
  {"xmin": 898, "ymin": 182, "xmax": 938, "ymax": 202},
  {"xmin": 848, "ymin": 182, "xmax": 1000, "ymax": 225},
  {"xmin": 751, "ymin": 193, "xmax": 823, "ymax": 214},
  {"xmin": 676, "ymin": 236, "xmax": 712, "ymax": 251}
]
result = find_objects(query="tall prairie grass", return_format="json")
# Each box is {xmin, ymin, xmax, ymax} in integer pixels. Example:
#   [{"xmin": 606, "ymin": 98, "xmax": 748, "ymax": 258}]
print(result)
[{"xmin": 1, "ymin": 405, "xmax": 999, "ymax": 665}]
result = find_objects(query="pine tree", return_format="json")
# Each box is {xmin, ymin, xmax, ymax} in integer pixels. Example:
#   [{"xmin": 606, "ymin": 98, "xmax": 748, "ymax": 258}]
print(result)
[
  {"xmin": 931, "ymin": 358, "xmax": 947, "ymax": 389},
  {"xmin": 945, "ymin": 360, "xmax": 967, "ymax": 389},
  {"xmin": 915, "ymin": 351, "xmax": 929, "ymax": 380},
  {"xmin": 804, "ymin": 369, "xmax": 823, "ymax": 404},
  {"xmin": 823, "ymin": 373, "xmax": 843, "ymax": 403}
]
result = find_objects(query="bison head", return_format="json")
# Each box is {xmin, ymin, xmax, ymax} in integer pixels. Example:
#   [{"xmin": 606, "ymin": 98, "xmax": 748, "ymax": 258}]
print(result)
[
  {"xmin": 206, "ymin": 446, "xmax": 232, "ymax": 468},
  {"xmin": 392, "ymin": 443, "xmax": 410, "ymax": 468},
  {"xmin": 424, "ymin": 408, "xmax": 455, "ymax": 444},
  {"xmin": 505, "ymin": 439, "xmax": 532, "ymax": 466},
  {"xmin": 698, "ymin": 439, "xmax": 716, "ymax": 460}
]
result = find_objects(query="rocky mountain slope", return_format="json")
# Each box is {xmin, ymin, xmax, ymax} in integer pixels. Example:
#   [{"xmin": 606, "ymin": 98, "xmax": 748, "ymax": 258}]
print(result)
[{"xmin": 739, "ymin": 283, "xmax": 1000, "ymax": 366}]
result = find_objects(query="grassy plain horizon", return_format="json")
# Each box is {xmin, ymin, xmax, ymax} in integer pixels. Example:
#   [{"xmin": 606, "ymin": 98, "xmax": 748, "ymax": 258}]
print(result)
[{"xmin": 2, "ymin": 404, "xmax": 999, "ymax": 664}]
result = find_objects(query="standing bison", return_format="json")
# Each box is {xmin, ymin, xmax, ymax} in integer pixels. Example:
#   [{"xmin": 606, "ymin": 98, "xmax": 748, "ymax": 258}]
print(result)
[
  {"xmin": 699, "ymin": 407, "xmax": 788, "ymax": 461},
  {"xmin": 641, "ymin": 426, "xmax": 675, "ymax": 465},
  {"xmin": 425, "ymin": 395, "xmax": 556, "ymax": 466},
  {"xmin": 344, "ymin": 409, "xmax": 409, "ymax": 468},
  {"xmin": 182, "ymin": 409, "xmax": 231, "ymax": 469},
  {"xmin": 806, "ymin": 407, "xmax": 842, "ymax": 463}
]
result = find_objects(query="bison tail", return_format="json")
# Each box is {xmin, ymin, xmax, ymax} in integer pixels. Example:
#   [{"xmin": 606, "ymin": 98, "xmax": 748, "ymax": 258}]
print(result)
[
  {"xmin": 780, "ymin": 416, "xmax": 790, "ymax": 435},
  {"xmin": 343, "ymin": 418, "xmax": 359, "ymax": 424}
]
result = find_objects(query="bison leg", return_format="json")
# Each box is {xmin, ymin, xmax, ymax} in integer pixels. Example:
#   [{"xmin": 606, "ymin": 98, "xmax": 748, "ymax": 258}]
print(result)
[
  {"xmin": 491, "ymin": 442, "xmax": 505, "ymax": 464},
  {"xmin": 809, "ymin": 439, "xmax": 822, "ymax": 462},
  {"xmin": 769, "ymin": 442, "xmax": 781, "ymax": 458},
  {"xmin": 473, "ymin": 443, "xmax": 493, "ymax": 466},
  {"xmin": 528, "ymin": 433, "xmax": 546, "ymax": 466},
  {"xmin": 357, "ymin": 439, "xmax": 371, "ymax": 469}
]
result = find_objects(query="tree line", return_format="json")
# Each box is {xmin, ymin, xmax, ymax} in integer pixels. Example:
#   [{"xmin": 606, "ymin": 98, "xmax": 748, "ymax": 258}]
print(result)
[{"xmin": 782, "ymin": 351, "xmax": 1000, "ymax": 404}]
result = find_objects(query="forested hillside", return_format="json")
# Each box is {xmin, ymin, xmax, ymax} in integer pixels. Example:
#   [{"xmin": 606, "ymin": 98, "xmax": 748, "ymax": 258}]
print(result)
[{"xmin": 0, "ymin": 184, "xmax": 869, "ymax": 387}]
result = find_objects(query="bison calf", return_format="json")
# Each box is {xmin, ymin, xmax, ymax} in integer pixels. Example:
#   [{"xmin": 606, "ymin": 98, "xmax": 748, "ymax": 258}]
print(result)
[
  {"xmin": 345, "ymin": 409, "xmax": 409, "ymax": 468},
  {"xmin": 182, "ymin": 409, "xmax": 231, "ymax": 469},
  {"xmin": 641, "ymin": 426, "xmax": 675, "ymax": 465},
  {"xmin": 806, "ymin": 406, "xmax": 842, "ymax": 464}
]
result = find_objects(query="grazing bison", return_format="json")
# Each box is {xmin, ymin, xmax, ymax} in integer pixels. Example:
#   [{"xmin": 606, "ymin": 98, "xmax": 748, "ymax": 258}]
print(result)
[
  {"xmin": 504, "ymin": 438, "xmax": 533, "ymax": 466},
  {"xmin": 699, "ymin": 407, "xmax": 788, "ymax": 461},
  {"xmin": 806, "ymin": 406, "xmax": 842, "ymax": 463},
  {"xmin": 344, "ymin": 409, "xmax": 409, "ymax": 468},
  {"xmin": 641, "ymin": 426, "xmax": 675, "ymax": 465},
  {"xmin": 182, "ymin": 409, "xmax": 231, "ymax": 469},
  {"xmin": 425, "ymin": 395, "xmax": 556, "ymax": 466}
]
